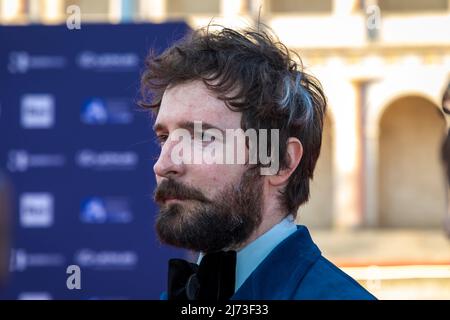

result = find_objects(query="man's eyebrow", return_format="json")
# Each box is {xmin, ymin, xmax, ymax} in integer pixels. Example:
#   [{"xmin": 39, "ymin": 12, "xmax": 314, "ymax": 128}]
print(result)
[
  {"xmin": 152, "ymin": 121, "xmax": 227, "ymax": 134},
  {"xmin": 152, "ymin": 122, "xmax": 165, "ymax": 133},
  {"xmin": 178, "ymin": 121, "xmax": 226, "ymax": 134}
]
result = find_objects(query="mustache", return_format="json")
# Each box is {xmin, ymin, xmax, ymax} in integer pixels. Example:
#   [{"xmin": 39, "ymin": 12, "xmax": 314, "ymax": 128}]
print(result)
[{"xmin": 154, "ymin": 179, "xmax": 210, "ymax": 204}]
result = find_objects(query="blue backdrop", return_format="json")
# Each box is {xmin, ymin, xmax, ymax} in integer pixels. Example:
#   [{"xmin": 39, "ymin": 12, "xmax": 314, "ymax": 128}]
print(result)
[{"xmin": 0, "ymin": 22, "xmax": 189, "ymax": 299}]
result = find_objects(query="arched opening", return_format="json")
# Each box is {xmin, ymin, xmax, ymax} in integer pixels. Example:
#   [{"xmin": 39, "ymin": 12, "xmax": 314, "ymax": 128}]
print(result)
[
  {"xmin": 298, "ymin": 114, "xmax": 333, "ymax": 229},
  {"xmin": 379, "ymin": 96, "xmax": 446, "ymax": 228}
]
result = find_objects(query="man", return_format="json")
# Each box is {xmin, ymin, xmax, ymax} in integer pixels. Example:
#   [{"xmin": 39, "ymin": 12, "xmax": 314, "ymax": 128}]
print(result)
[{"xmin": 140, "ymin": 26, "xmax": 376, "ymax": 300}]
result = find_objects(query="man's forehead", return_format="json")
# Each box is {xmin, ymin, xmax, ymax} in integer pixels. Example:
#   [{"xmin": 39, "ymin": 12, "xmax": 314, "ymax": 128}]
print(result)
[{"xmin": 154, "ymin": 81, "xmax": 241, "ymax": 131}]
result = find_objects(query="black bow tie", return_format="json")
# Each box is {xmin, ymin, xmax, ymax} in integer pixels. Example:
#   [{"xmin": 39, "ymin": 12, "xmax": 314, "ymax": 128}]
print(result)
[{"xmin": 167, "ymin": 251, "xmax": 236, "ymax": 301}]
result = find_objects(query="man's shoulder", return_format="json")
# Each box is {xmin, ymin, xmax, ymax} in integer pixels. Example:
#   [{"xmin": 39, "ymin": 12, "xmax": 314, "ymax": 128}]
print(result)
[
  {"xmin": 293, "ymin": 255, "xmax": 377, "ymax": 300},
  {"xmin": 234, "ymin": 225, "xmax": 376, "ymax": 300}
]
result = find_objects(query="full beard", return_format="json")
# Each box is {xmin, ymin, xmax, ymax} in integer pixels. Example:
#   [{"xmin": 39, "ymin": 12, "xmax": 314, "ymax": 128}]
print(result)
[{"xmin": 154, "ymin": 168, "xmax": 263, "ymax": 253}]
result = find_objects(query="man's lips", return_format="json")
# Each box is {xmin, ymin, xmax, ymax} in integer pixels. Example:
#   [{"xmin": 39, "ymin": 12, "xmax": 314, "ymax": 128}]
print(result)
[
  {"xmin": 159, "ymin": 196, "xmax": 204, "ymax": 204},
  {"xmin": 160, "ymin": 196, "xmax": 186, "ymax": 204}
]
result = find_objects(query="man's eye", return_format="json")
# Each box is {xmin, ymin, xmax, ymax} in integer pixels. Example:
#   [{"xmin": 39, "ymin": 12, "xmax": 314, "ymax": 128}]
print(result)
[
  {"xmin": 156, "ymin": 134, "xmax": 168, "ymax": 146},
  {"xmin": 204, "ymin": 132, "xmax": 216, "ymax": 142}
]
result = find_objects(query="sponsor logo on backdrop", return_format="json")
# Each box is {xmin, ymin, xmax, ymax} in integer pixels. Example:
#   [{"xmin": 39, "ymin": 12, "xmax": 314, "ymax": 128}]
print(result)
[
  {"xmin": 21, "ymin": 94, "xmax": 55, "ymax": 129},
  {"xmin": 75, "ymin": 150, "xmax": 138, "ymax": 170},
  {"xmin": 18, "ymin": 292, "xmax": 53, "ymax": 300},
  {"xmin": 74, "ymin": 249, "xmax": 137, "ymax": 270},
  {"xmin": 76, "ymin": 51, "xmax": 139, "ymax": 72},
  {"xmin": 7, "ymin": 150, "xmax": 65, "ymax": 172},
  {"xmin": 80, "ymin": 197, "xmax": 133, "ymax": 224},
  {"xmin": 81, "ymin": 98, "xmax": 133, "ymax": 125},
  {"xmin": 8, "ymin": 51, "xmax": 66, "ymax": 74},
  {"xmin": 20, "ymin": 193, "xmax": 54, "ymax": 228},
  {"xmin": 9, "ymin": 249, "xmax": 65, "ymax": 272}
]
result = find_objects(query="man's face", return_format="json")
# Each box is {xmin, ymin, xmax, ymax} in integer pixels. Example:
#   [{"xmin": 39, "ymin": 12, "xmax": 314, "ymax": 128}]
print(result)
[{"xmin": 152, "ymin": 80, "xmax": 263, "ymax": 252}]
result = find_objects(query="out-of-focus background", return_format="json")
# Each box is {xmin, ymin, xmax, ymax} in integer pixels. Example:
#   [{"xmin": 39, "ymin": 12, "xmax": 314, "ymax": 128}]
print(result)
[{"xmin": 1, "ymin": 0, "xmax": 450, "ymax": 300}]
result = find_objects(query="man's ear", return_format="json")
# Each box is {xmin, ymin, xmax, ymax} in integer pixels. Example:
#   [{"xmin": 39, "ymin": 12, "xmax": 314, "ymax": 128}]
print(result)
[{"xmin": 268, "ymin": 137, "xmax": 303, "ymax": 187}]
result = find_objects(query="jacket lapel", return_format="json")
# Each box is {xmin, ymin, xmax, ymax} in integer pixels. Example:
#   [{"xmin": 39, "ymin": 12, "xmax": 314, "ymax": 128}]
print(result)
[{"xmin": 231, "ymin": 225, "xmax": 321, "ymax": 300}]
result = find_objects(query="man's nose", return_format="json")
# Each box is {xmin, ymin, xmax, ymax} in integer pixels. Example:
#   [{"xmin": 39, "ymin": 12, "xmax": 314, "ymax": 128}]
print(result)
[{"xmin": 153, "ymin": 139, "xmax": 185, "ymax": 179}]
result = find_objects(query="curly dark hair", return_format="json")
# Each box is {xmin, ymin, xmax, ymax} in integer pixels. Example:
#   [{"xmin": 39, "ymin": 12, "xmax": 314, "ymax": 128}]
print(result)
[{"xmin": 140, "ymin": 25, "xmax": 327, "ymax": 216}]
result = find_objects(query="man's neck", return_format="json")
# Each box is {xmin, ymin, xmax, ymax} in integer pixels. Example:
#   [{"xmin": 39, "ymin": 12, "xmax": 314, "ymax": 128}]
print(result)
[{"xmin": 235, "ymin": 212, "xmax": 287, "ymax": 251}]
